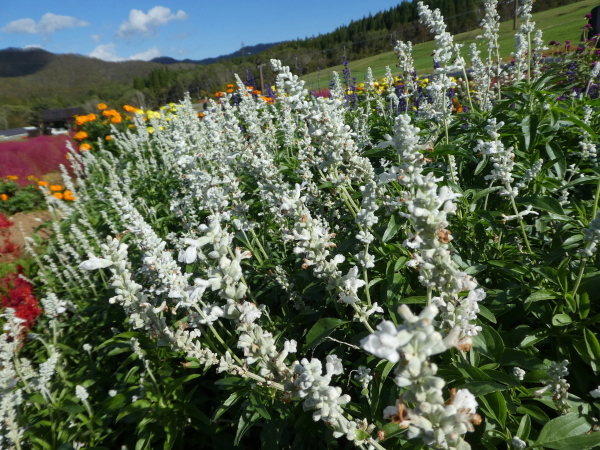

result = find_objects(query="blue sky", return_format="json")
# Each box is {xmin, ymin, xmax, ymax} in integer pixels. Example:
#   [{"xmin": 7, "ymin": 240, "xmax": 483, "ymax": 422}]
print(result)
[{"xmin": 0, "ymin": 1, "xmax": 405, "ymax": 61}]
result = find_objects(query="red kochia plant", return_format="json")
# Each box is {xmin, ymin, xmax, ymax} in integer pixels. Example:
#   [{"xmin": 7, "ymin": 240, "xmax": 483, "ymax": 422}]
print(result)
[{"xmin": 0, "ymin": 267, "xmax": 42, "ymax": 332}]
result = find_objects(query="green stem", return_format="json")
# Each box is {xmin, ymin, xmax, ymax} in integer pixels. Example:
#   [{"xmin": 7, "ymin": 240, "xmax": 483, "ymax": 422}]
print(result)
[
  {"xmin": 351, "ymin": 303, "xmax": 375, "ymax": 334},
  {"xmin": 508, "ymin": 190, "xmax": 533, "ymax": 255},
  {"xmin": 592, "ymin": 177, "xmax": 600, "ymax": 221}
]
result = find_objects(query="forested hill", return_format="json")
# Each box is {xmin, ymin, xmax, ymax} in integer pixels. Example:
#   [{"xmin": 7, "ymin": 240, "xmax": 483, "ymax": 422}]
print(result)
[{"xmin": 151, "ymin": 42, "xmax": 285, "ymax": 66}]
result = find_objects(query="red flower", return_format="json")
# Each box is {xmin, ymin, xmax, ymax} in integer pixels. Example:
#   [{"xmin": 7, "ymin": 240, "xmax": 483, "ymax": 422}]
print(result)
[{"xmin": 0, "ymin": 270, "xmax": 41, "ymax": 332}]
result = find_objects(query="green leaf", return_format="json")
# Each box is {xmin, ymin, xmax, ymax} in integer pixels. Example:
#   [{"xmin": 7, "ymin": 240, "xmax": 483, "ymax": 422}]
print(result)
[
  {"xmin": 533, "ymin": 413, "xmax": 600, "ymax": 450},
  {"xmin": 235, "ymin": 411, "xmax": 261, "ymax": 446},
  {"xmin": 552, "ymin": 314, "xmax": 572, "ymax": 327},
  {"xmin": 381, "ymin": 422, "xmax": 405, "ymax": 441},
  {"xmin": 399, "ymin": 296, "xmax": 427, "ymax": 304},
  {"xmin": 517, "ymin": 404, "xmax": 550, "ymax": 423},
  {"xmin": 250, "ymin": 392, "xmax": 271, "ymax": 420},
  {"xmin": 304, "ymin": 318, "xmax": 348, "ymax": 350},
  {"xmin": 102, "ymin": 394, "xmax": 127, "ymax": 412},
  {"xmin": 515, "ymin": 196, "xmax": 565, "ymax": 215},
  {"xmin": 472, "ymin": 324, "xmax": 504, "ymax": 361},
  {"xmin": 212, "ymin": 391, "xmax": 244, "ymax": 422},
  {"xmin": 517, "ymin": 413, "xmax": 531, "ymax": 440},
  {"xmin": 354, "ymin": 429, "xmax": 372, "ymax": 441},
  {"xmin": 583, "ymin": 329, "xmax": 600, "ymax": 372},
  {"xmin": 500, "ymin": 349, "xmax": 546, "ymax": 371},
  {"xmin": 479, "ymin": 391, "xmax": 507, "ymax": 427},
  {"xmin": 458, "ymin": 381, "xmax": 508, "ymax": 396},
  {"xmin": 382, "ymin": 214, "xmax": 403, "ymax": 242},
  {"xmin": 478, "ymin": 305, "xmax": 496, "ymax": 324},
  {"xmin": 472, "ymin": 186, "xmax": 503, "ymax": 203},
  {"xmin": 525, "ymin": 290, "xmax": 559, "ymax": 306}
]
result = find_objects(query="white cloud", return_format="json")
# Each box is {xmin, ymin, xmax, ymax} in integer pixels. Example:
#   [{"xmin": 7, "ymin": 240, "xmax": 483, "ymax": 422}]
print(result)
[
  {"xmin": 117, "ymin": 6, "xmax": 187, "ymax": 38},
  {"xmin": 2, "ymin": 13, "xmax": 89, "ymax": 35},
  {"xmin": 91, "ymin": 34, "xmax": 102, "ymax": 43},
  {"xmin": 89, "ymin": 43, "xmax": 162, "ymax": 62},
  {"xmin": 22, "ymin": 44, "xmax": 43, "ymax": 50},
  {"xmin": 89, "ymin": 43, "xmax": 123, "ymax": 62},
  {"xmin": 129, "ymin": 46, "xmax": 161, "ymax": 61}
]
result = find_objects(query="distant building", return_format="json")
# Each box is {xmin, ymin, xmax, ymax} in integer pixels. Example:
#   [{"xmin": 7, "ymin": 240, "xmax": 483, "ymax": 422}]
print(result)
[
  {"xmin": 0, "ymin": 126, "xmax": 39, "ymax": 140},
  {"xmin": 41, "ymin": 107, "xmax": 84, "ymax": 134}
]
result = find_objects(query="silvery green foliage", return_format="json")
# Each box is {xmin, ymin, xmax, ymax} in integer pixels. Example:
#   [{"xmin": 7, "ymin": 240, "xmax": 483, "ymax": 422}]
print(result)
[{"xmin": 362, "ymin": 305, "xmax": 479, "ymax": 450}]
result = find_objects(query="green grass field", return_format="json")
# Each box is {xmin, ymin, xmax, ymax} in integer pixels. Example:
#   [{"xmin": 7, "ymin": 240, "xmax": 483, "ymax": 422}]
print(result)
[{"xmin": 302, "ymin": 0, "xmax": 597, "ymax": 88}]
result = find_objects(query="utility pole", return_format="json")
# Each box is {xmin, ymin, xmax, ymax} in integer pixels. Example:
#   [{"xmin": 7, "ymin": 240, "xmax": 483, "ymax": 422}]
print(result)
[{"xmin": 257, "ymin": 63, "xmax": 265, "ymax": 93}]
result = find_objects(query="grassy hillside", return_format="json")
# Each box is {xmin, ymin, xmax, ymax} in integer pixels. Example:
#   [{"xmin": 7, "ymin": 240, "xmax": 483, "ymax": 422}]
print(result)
[
  {"xmin": 301, "ymin": 0, "xmax": 597, "ymax": 88},
  {"xmin": 0, "ymin": 50, "xmax": 194, "ymax": 104}
]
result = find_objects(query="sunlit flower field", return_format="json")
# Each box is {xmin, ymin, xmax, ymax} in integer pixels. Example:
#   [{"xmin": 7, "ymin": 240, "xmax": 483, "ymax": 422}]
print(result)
[{"xmin": 1, "ymin": 1, "xmax": 600, "ymax": 448}]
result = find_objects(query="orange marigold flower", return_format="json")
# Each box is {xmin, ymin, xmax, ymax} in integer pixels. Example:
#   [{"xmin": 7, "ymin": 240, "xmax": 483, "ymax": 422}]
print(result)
[
  {"xmin": 226, "ymin": 84, "xmax": 234, "ymax": 88},
  {"xmin": 105, "ymin": 135, "xmax": 113, "ymax": 141},
  {"xmin": 102, "ymin": 109, "xmax": 118, "ymax": 117},
  {"xmin": 52, "ymin": 192, "xmax": 64, "ymax": 200},
  {"xmin": 214, "ymin": 91, "xmax": 224, "ymax": 98},
  {"xmin": 79, "ymin": 143, "xmax": 92, "ymax": 151},
  {"xmin": 197, "ymin": 112, "xmax": 204, "ymax": 118},
  {"xmin": 110, "ymin": 114, "xmax": 122, "ymax": 124},
  {"xmin": 74, "ymin": 131, "xmax": 88, "ymax": 141},
  {"xmin": 37, "ymin": 181, "xmax": 49, "ymax": 187},
  {"xmin": 6, "ymin": 175, "xmax": 18, "ymax": 181},
  {"xmin": 74, "ymin": 115, "xmax": 88, "ymax": 126},
  {"xmin": 123, "ymin": 105, "xmax": 139, "ymax": 113},
  {"xmin": 65, "ymin": 153, "xmax": 71, "ymax": 159},
  {"xmin": 0, "ymin": 194, "xmax": 8, "ymax": 201},
  {"xmin": 50, "ymin": 185, "xmax": 63, "ymax": 192},
  {"xmin": 253, "ymin": 90, "xmax": 261, "ymax": 96},
  {"xmin": 226, "ymin": 88, "xmax": 234, "ymax": 93},
  {"xmin": 87, "ymin": 113, "xmax": 97, "ymax": 121},
  {"xmin": 63, "ymin": 190, "xmax": 75, "ymax": 201},
  {"xmin": 97, "ymin": 103, "xmax": 108, "ymax": 110},
  {"xmin": 245, "ymin": 86, "xmax": 254, "ymax": 91}
]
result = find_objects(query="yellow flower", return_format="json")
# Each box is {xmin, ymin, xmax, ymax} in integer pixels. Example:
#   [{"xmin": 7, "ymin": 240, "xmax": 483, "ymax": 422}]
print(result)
[
  {"xmin": 147, "ymin": 127, "xmax": 155, "ymax": 134},
  {"xmin": 27, "ymin": 175, "xmax": 38, "ymax": 181}
]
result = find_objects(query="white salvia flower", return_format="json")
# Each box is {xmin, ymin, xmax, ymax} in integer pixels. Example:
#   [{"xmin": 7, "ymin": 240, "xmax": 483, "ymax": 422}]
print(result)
[
  {"xmin": 512, "ymin": 436, "xmax": 527, "ymax": 449},
  {"xmin": 512, "ymin": 367, "xmax": 526, "ymax": 381},
  {"xmin": 363, "ymin": 305, "xmax": 479, "ymax": 449},
  {"xmin": 354, "ymin": 366, "xmax": 373, "ymax": 391},
  {"xmin": 82, "ymin": 343, "xmax": 92, "ymax": 354},
  {"xmin": 580, "ymin": 211, "xmax": 600, "ymax": 258},
  {"xmin": 537, "ymin": 360, "xmax": 571, "ymax": 414},
  {"xmin": 75, "ymin": 385, "xmax": 89, "ymax": 401},
  {"xmin": 590, "ymin": 386, "xmax": 600, "ymax": 398},
  {"xmin": 78, "ymin": 253, "xmax": 114, "ymax": 270},
  {"xmin": 109, "ymin": 390, "xmax": 118, "ymax": 397}
]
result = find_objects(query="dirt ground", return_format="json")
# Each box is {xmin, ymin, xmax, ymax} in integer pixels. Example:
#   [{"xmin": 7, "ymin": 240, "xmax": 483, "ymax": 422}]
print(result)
[{"xmin": 2, "ymin": 210, "xmax": 52, "ymax": 262}]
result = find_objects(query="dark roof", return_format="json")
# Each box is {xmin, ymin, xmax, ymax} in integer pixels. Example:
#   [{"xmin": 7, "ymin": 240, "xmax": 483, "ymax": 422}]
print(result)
[
  {"xmin": 42, "ymin": 107, "xmax": 85, "ymax": 123},
  {"xmin": 0, "ymin": 127, "xmax": 35, "ymax": 137}
]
